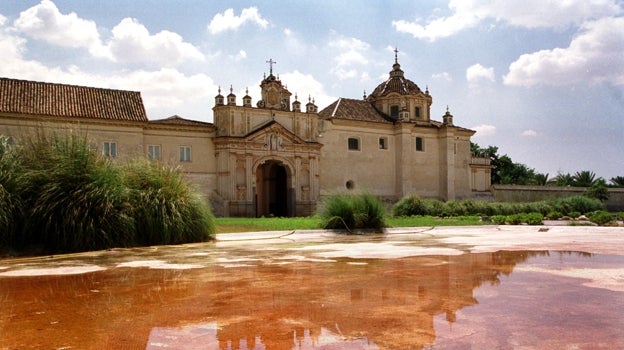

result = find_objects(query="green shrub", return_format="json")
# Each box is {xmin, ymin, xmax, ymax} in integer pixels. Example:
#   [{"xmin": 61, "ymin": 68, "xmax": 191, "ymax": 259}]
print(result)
[
  {"xmin": 546, "ymin": 211, "xmax": 563, "ymax": 220},
  {"xmin": 14, "ymin": 132, "xmax": 135, "ymax": 253},
  {"xmin": 568, "ymin": 211, "xmax": 581, "ymax": 219},
  {"xmin": 492, "ymin": 215, "xmax": 507, "ymax": 225},
  {"xmin": 523, "ymin": 212, "xmax": 544, "ymax": 225},
  {"xmin": 550, "ymin": 196, "xmax": 604, "ymax": 215},
  {"xmin": 123, "ymin": 160, "xmax": 215, "ymax": 245},
  {"xmin": 392, "ymin": 195, "xmax": 426, "ymax": 216},
  {"xmin": 505, "ymin": 214, "xmax": 523, "ymax": 225},
  {"xmin": 320, "ymin": 192, "xmax": 387, "ymax": 231},
  {"xmin": 589, "ymin": 211, "xmax": 614, "ymax": 226}
]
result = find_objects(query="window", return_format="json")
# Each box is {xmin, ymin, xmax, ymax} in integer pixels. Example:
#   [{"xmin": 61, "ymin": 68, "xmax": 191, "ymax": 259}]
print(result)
[
  {"xmin": 347, "ymin": 137, "xmax": 360, "ymax": 151},
  {"xmin": 179, "ymin": 146, "xmax": 192, "ymax": 162},
  {"xmin": 415, "ymin": 106, "xmax": 421, "ymax": 118},
  {"xmin": 103, "ymin": 141, "xmax": 117, "ymax": 158},
  {"xmin": 147, "ymin": 145, "xmax": 161, "ymax": 160},
  {"xmin": 390, "ymin": 105, "xmax": 399, "ymax": 118},
  {"xmin": 378, "ymin": 137, "xmax": 388, "ymax": 150},
  {"xmin": 415, "ymin": 137, "xmax": 424, "ymax": 152}
]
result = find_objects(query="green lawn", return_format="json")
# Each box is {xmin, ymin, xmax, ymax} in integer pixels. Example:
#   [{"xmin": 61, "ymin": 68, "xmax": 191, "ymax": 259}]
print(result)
[{"xmin": 215, "ymin": 215, "xmax": 490, "ymax": 233}]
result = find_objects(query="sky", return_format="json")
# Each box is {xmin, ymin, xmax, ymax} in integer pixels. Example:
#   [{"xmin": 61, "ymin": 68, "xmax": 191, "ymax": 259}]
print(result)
[{"xmin": 0, "ymin": 0, "xmax": 622, "ymax": 180}]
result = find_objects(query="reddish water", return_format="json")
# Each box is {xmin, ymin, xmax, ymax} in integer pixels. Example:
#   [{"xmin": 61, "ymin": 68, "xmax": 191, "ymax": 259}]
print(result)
[{"xmin": 1, "ymin": 247, "xmax": 623, "ymax": 349}]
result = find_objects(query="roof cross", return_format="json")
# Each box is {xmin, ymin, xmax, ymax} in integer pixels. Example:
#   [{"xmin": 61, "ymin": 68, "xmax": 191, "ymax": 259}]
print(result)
[
  {"xmin": 394, "ymin": 47, "xmax": 399, "ymax": 63},
  {"xmin": 266, "ymin": 58, "xmax": 277, "ymax": 75}
]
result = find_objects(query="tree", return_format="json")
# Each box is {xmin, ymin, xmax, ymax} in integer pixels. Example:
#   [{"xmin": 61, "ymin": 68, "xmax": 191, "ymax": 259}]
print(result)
[
  {"xmin": 610, "ymin": 176, "xmax": 624, "ymax": 187},
  {"xmin": 552, "ymin": 172, "xmax": 574, "ymax": 186},
  {"xmin": 572, "ymin": 170, "xmax": 597, "ymax": 187}
]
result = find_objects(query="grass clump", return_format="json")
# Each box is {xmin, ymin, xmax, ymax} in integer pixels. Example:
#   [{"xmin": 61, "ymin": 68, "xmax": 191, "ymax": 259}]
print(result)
[
  {"xmin": 319, "ymin": 193, "xmax": 387, "ymax": 232},
  {"xmin": 0, "ymin": 132, "xmax": 215, "ymax": 254},
  {"xmin": 123, "ymin": 160, "xmax": 215, "ymax": 245},
  {"xmin": 589, "ymin": 211, "xmax": 614, "ymax": 226}
]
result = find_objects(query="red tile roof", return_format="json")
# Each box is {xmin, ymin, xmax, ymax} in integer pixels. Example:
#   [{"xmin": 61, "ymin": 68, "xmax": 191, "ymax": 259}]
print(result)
[
  {"xmin": 318, "ymin": 98, "xmax": 393, "ymax": 123},
  {"xmin": 0, "ymin": 77, "xmax": 148, "ymax": 122},
  {"xmin": 148, "ymin": 115, "xmax": 214, "ymax": 127}
]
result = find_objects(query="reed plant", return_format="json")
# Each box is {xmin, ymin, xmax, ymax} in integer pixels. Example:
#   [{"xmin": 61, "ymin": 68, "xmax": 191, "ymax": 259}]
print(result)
[
  {"xmin": 13, "ymin": 132, "xmax": 134, "ymax": 252},
  {"xmin": 0, "ymin": 131, "xmax": 215, "ymax": 254},
  {"xmin": 319, "ymin": 192, "xmax": 387, "ymax": 231},
  {"xmin": 123, "ymin": 159, "xmax": 215, "ymax": 245}
]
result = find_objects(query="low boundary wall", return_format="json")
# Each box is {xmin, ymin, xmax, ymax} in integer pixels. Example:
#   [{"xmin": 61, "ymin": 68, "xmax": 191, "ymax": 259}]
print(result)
[{"xmin": 491, "ymin": 185, "xmax": 624, "ymax": 212}]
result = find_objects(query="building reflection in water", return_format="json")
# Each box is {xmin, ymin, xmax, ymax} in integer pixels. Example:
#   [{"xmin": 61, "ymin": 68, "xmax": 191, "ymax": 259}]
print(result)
[{"xmin": 0, "ymin": 250, "xmax": 567, "ymax": 349}]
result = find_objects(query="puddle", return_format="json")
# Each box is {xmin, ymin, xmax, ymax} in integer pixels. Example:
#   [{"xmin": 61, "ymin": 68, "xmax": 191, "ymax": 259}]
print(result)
[{"xmin": 0, "ymin": 234, "xmax": 623, "ymax": 349}]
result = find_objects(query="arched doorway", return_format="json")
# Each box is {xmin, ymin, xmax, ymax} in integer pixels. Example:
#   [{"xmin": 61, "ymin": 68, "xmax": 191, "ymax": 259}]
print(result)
[{"xmin": 256, "ymin": 161, "xmax": 290, "ymax": 217}]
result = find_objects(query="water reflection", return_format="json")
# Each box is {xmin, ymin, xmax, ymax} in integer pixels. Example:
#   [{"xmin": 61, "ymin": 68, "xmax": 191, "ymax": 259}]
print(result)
[{"xmin": 0, "ymin": 250, "xmax": 622, "ymax": 349}]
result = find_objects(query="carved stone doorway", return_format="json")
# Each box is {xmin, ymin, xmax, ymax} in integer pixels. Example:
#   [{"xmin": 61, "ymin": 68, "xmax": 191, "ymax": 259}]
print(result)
[{"xmin": 256, "ymin": 161, "xmax": 290, "ymax": 217}]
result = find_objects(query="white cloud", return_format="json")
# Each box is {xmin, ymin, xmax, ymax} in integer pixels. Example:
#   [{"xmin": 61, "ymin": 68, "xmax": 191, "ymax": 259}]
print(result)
[
  {"xmin": 328, "ymin": 35, "xmax": 370, "ymax": 80},
  {"xmin": 471, "ymin": 124, "xmax": 497, "ymax": 136},
  {"xmin": 504, "ymin": 16, "xmax": 624, "ymax": 86},
  {"xmin": 432, "ymin": 72, "xmax": 453, "ymax": 82},
  {"xmin": 207, "ymin": 7, "xmax": 268, "ymax": 34},
  {"xmin": 280, "ymin": 70, "xmax": 335, "ymax": 109},
  {"xmin": 12, "ymin": 0, "xmax": 107, "ymax": 57},
  {"xmin": 108, "ymin": 18, "xmax": 204, "ymax": 66},
  {"xmin": 466, "ymin": 63, "xmax": 495, "ymax": 84},
  {"xmin": 521, "ymin": 129, "xmax": 538, "ymax": 137},
  {"xmin": 392, "ymin": 0, "xmax": 621, "ymax": 41}
]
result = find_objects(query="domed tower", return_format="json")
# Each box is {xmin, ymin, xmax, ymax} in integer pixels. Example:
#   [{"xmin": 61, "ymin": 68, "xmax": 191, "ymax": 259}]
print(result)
[{"xmin": 367, "ymin": 49, "xmax": 432, "ymax": 123}]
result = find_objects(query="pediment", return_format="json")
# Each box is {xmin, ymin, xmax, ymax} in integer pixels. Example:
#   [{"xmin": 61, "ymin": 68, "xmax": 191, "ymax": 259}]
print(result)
[{"xmin": 245, "ymin": 120, "xmax": 307, "ymax": 149}]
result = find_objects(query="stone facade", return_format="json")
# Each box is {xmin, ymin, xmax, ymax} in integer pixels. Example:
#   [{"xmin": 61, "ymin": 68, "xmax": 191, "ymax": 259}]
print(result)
[{"xmin": 0, "ymin": 55, "xmax": 491, "ymax": 217}]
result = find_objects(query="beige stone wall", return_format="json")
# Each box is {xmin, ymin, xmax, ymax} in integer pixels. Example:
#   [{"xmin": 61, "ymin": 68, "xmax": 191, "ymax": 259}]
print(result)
[{"xmin": 319, "ymin": 120, "xmax": 397, "ymax": 197}]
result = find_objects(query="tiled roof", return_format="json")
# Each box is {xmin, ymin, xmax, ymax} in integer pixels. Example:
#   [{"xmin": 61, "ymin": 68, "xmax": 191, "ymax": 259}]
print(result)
[
  {"xmin": 148, "ymin": 115, "xmax": 214, "ymax": 127},
  {"xmin": 0, "ymin": 77, "xmax": 147, "ymax": 122},
  {"xmin": 318, "ymin": 98, "xmax": 392, "ymax": 123}
]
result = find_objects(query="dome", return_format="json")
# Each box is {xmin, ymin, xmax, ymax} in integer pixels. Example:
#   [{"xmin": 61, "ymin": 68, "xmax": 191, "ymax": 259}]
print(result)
[{"xmin": 369, "ymin": 60, "xmax": 422, "ymax": 98}]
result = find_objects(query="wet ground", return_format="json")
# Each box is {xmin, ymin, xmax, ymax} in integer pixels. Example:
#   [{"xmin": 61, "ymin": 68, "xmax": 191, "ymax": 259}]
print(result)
[{"xmin": 1, "ymin": 225, "xmax": 623, "ymax": 349}]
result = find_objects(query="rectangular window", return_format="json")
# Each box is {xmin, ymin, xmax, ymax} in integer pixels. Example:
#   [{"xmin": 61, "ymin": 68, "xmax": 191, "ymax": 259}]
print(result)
[
  {"xmin": 179, "ymin": 146, "xmax": 191, "ymax": 162},
  {"xmin": 378, "ymin": 137, "xmax": 387, "ymax": 150},
  {"xmin": 415, "ymin": 137, "xmax": 424, "ymax": 152},
  {"xmin": 147, "ymin": 145, "xmax": 161, "ymax": 160},
  {"xmin": 348, "ymin": 137, "xmax": 360, "ymax": 151},
  {"xmin": 390, "ymin": 105, "xmax": 399, "ymax": 118},
  {"xmin": 415, "ymin": 106, "xmax": 421, "ymax": 118},
  {"xmin": 103, "ymin": 141, "xmax": 117, "ymax": 158}
]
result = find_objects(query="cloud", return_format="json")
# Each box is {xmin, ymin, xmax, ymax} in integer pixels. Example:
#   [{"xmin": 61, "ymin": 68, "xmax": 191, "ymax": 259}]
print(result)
[
  {"xmin": 471, "ymin": 124, "xmax": 497, "ymax": 136},
  {"xmin": 207, "ymin": 7, "xmax": 268, "ymax": 34},
  {"xmin": 392, "ymin": 0, "xmax": 621, "ymax": 41},
  {"xmin": 521, "ymin": 129, "xmax": 538, "ymax": 137},
  {"xmin": 280, "ymin": 70, "xmax": 335, "ymax": 109},
  {"xmin": 504, "ymin": 16, "xmax": 624, "ymax": 86},
  {"xmin": 12, "ymin": 1, "xmax": 204, "ymax": 66},
  {"xmin": 108, "ymin": 18, "xmax": 204, "ymax": 66},
  {"xmin": 466, "ymin": 63, "xmax": 495, "ymax": 84},
  {"xmin": 432, "ymin": 72, "xmax": 453, "ymax": 82},
  {"xmin": 12, "ymin": 0, "xmax": 107, "ymax": 57},
  {"xmin": 328, "ymin": 35, "xmax": 370, "ymax": 80}
]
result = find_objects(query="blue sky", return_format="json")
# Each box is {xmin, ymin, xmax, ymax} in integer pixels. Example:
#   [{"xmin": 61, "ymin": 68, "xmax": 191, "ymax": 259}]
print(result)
[{"xmin": 0, "ymin": 0, "xmax": 622, "ymax": 180}]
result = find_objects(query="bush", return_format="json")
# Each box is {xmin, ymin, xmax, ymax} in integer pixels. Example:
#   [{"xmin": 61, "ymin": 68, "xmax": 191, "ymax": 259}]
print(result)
[
  {"xmin": 320, "ymin": 193, "xmax": 387, "ymax": 231},
  {"xmin": 1, "ymin": 131, "xmax": 215, "ymax": 254},
  {"xmin": 491, "ymin": 215, "xmax": 507, "ymax": 225},
  {"xmin": 550, "ymin": 196, "xmax": 604, "ymax": 215},
  {"xmin": 589, "ymin": 211, "xmax": 614, "ymax": 226},
  {"xmin": 123, "ymin": 160, "xmax": 215, "ymax": 245},
  {"xmin": 522, "ymin": 212, "xmax": 544, "ymax": 225},
  {"xmin": 505, "ymin": 214, "xmax": 523, "ymax": 225},
  {"xmin": 392, "ymin": 195, "xmax": 426, "ymax": 216},
  {"xmin": 13, "ymin": 133, "xmax": 135, "ymax": 253},
  {"xmin": 546, "ymin": 211, "xmax": 563, "ymax": 220}
]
